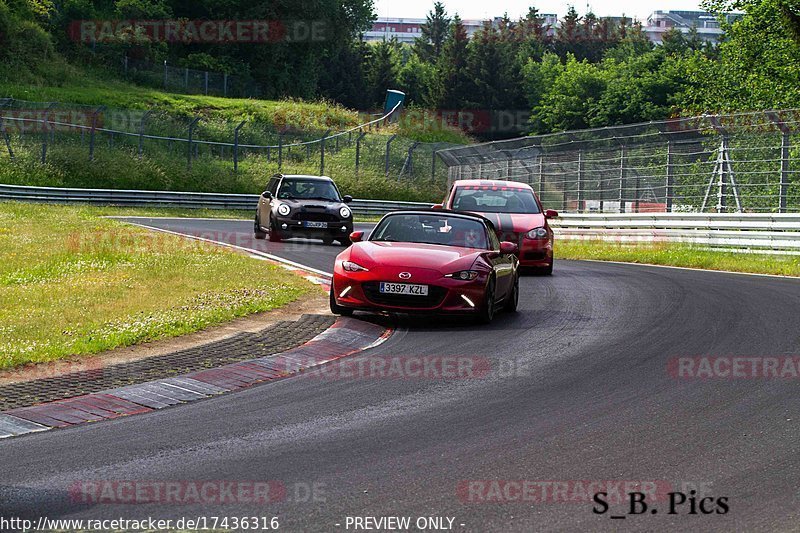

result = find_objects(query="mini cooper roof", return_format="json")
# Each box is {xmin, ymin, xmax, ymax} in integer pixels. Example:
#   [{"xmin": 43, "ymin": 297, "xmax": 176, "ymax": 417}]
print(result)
[{"xmin": 272, "ymin": 173, "xmax": 336, "ymax": 182}]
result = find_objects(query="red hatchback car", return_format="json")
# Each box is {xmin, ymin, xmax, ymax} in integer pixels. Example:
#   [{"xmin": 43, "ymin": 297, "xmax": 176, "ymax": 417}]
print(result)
[
  {"xmin": 330, "ymin": 210, "xmax": 519, "ymax": 323},
  {"xmin": 438, "ymin": 180, "xmax": 558, "ymax": 274}
]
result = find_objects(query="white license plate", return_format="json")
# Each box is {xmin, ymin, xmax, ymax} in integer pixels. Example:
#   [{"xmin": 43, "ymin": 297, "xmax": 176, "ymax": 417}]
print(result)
[
  {"xmin": 304, "ymin": 221, "xmax": 327, "ymax": 228},
  {"xmin": 379, "ymin": 282, "xmax": 429, "ymax": 296}
]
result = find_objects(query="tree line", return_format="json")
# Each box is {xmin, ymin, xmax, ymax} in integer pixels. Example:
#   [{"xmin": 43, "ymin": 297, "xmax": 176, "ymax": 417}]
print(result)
[{"xmin": 1, "ymin": 0, "xmax": 799, "ymax": 138}]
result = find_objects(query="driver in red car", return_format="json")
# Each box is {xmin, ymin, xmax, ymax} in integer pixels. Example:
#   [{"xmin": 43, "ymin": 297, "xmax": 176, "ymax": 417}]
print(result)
[{"xmin": 439, "ymin": 180, "xmax": 558, "ymax": 275}]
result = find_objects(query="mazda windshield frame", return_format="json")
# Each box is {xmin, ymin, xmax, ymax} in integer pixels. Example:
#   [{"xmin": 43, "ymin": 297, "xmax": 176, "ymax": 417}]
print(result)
[{"xmin": 369, "ymin": 213, "xmax": 491, "ymax": 250}]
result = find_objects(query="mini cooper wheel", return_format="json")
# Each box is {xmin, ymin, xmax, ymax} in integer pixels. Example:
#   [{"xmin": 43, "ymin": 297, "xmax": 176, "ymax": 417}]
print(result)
[
  {"xmin": 268, "ymin": 219, "xmax": 282, "ymax": 242},
  {"xmin": 254, "ymin": 214, "xmax": 267, "ymax": 240},
  {"xmin": 329, "ymin": 287, "xmax": 353, "ymax": 316}
]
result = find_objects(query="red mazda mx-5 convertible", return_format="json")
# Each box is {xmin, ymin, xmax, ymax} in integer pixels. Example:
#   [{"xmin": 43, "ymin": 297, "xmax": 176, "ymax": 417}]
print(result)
[{"xmin": 329, "ymin": 210, "xmax": 519, "ymax": 323}]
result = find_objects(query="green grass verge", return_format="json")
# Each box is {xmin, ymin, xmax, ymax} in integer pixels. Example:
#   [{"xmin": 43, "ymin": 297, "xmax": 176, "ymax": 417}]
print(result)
[
  {"xmin": 0, "ymin": 202, "xmax": 315, "ymax": 370},
  {"xmin": 0, "ymin": 63, "xmax": 468, "ymax": 204},
  {"xmin": 555, "ymin": 240, "xmax": 800, "ymax": 277}
]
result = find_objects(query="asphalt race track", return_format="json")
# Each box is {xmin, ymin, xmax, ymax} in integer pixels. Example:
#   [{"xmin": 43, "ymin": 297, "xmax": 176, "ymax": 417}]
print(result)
[{"xmin": 1, "ymin": 217, "xmax": 799, "ymax": 531}]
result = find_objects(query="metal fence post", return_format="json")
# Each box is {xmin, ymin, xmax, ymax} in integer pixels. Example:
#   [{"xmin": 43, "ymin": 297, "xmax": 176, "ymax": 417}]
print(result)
[
  {"xmin": 233, "ymin": 121, "xmax": 246, "ymax": 173},
  {"xmin": 718, "ymin": 135, "xmax": 728, "ymax": 213},
  {"xmin": 40, "ymin": 119, "xmax": 48, "ymax": 164},
  {"xmin": 223, "ymin": 74, "xmax": 228, "ymax": 97},
  {"xmin": 618, "ymin": 144, "xmax": 626, "ymax": 213},
  {"xmin": 385, "ymin": 134, "xmax": 397, "ymax": 179},
  {"xmin": 138, "ymin": 110, "xmax": 152, "ymax": 160},
  {"xmin": 278, "ymin": 134, "xmax": 284, "ymax": 170},
  {"xmin": 538, "ymin": 155, "xmax": 544, "ymax": 200},
  {"xmin": 431, "ymin": 149, "xmax": 438, "ymax": 182},
  {"xmin": 577, "ymin": 150, "xmax": 585, "ymax": 212},
  {"xmin": 779, "ymin": 131, "xmax": 791, "ymax": 213},
  {"xmin": 634, "ymin": 173, "xmax": 641, "ymax": 213},
  {"xmin": 0, "ymin": 116, "xmax": 13, "ymax": 161},
  {"xmin": 185, "ymin": 68, "xmax": 189, "ymax": 90},
  {"xmin": 399, "ymin": 142, "xmax": 419, "ymax": 179},
  {"xmin": 666, "ymin": 140, "xmax": 674, "ymax": 213},
  {"xmin": 123, "ymin": 55, "xmax": 128, "ymax": 77},
  {"xmin": 320, "ymin": 130, "xmax": 331, "ymax": 175},
  {"xmin": 355, "ymin": 131, "xmax": 366, "ymax": 177},
  {"xmin": 187, "ymin": 117, "xmax": 201, "ymax": 171},
  {"xmin": 163, "ymin": 60, "xmax": 168, "ymax": 90},
  {"xmin": 89, "ymin": 106, "xmax": 105, "ymax": 162},
  {"xmin": 204, "ymin": 71, "xmax": 209, "ymax": 95},
  {"xmin": 767, "ymin": 112, "xmax": 792, "ymax": 213}
]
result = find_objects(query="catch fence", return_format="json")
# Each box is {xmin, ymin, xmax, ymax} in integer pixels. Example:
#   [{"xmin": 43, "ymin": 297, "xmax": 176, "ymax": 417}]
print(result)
[
  {"xmin": 0, "ymin": 98, "xmax": 456, "ymax": 197},
  {"xmin": 438, "ymin": 111, "xmax": 800, "ymax": 213}
]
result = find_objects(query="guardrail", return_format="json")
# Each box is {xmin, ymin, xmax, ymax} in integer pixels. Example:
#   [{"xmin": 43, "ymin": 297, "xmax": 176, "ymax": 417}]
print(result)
[
  {"xmin": 3, "ymin": 183, "xmax": 800, "ymax": 251},
  {"xmin": 0, "ymin": 183, "xmax": 430, "ymax": 216},
  {"xmin": 551, "ymin": 213, "xmax": 800, "ymax": 252}
]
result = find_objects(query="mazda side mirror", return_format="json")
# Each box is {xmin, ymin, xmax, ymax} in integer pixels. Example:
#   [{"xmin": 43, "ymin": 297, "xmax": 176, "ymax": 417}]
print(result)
[
  {"xmin": 261, "ymin": 191, "xmax": 273, "ymax": 199},
  {"xmin": 349, "ymin": 231, "xmax": 364, "ymax": 242},
  {"xmin": 499, "ymin": 241, "xmax": 518, "ymax": 255},
  {"xmin": 343, "ymin": 195, "xmax": 353, "ymax": 204},
  {"xmin": 545, "ymin": 209, "xmax": 559, "ymax": 219}
]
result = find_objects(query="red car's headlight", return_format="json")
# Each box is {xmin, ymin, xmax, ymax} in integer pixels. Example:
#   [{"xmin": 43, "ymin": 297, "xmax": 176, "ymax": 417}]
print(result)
[
  {"xmin": 525, "ymin": 227, "xmax": 548, "ymax": 240},
  {"xmin": 342, "ymin": 261, "xmax": 369, "ymax": 272},
  {"xmin": 445, "ymin": 270, "xmax": 479, "ymax": 281}
]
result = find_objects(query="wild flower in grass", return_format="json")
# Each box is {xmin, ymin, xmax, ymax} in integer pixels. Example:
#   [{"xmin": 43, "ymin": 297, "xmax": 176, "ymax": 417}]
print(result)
[{"xmin": 0, "ymin": 258, "xmax": 115, "ymax": 286}]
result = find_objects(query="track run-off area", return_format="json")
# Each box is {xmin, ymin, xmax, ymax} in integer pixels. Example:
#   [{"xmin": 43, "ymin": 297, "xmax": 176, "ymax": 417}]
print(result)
[{"xmin": 1, "ymin": 217, "xmax": 799, "ymax": 532}]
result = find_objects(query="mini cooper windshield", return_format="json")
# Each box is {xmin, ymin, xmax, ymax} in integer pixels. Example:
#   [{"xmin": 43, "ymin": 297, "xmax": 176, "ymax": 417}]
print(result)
[
  {"xmin": 371, "ymin": 214, "xmax": 490, "ymax": 249},
  {"xmin": 277, "ymin": 178, "xmax": 341, "ymax": 202}
]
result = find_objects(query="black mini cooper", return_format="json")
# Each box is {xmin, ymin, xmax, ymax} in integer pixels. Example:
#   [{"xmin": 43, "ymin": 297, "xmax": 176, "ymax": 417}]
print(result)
[{"xmin": 254, "ymin": 174, "xmax": 354, "ymax": 245}]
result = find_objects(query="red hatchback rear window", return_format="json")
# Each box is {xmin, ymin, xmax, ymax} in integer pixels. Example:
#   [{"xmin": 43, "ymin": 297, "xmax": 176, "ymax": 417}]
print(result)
[{"xmin": 453, "ymin": 187, "xmax": 540, "ymax": 214}]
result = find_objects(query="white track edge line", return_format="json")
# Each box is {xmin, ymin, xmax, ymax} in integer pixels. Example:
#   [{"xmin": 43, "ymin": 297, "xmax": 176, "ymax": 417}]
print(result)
[{"xmin": 123, "ymin": 221, "xmax": 333, "ymax": 278}]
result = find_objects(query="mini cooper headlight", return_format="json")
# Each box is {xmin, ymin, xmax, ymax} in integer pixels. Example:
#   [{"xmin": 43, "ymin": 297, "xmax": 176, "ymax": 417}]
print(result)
[
  {"xmin": 277, "ymin": 204, "xmax": 291, "ymax": 216},
  {"xmin": 342, "ymin": 261, "xmax": 369, "ymax": 272},
  {"xmin": 525, "ymin": 227, "xmax": 548, "ymax": 239},
  {"xmin": 339, "ymin": 206, "xmax": 352, "ymax": 219},
  {"xmin": 445, "ymin": 270, "xmax": 480, "ymax": 281}
]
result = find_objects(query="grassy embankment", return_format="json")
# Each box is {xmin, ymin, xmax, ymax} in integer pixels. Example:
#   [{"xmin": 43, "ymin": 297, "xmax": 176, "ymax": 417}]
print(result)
[
  {"xmin": 0, "ymin": 201, "xmax": 316, "ymax": 370},
  {"xmin": 0, "ymin": 65, "xmax": 470, "ymax": 203}
]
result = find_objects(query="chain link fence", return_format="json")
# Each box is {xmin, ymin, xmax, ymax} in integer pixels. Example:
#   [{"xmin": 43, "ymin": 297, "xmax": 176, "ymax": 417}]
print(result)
[
  {"xmin": 122, "ymin": 56, "xmax": 262, "ymax": 98},
  {"xmin": 0, "ymin": 98, "xmax": 458, "ymax": 201},
  {"xmin": 438, "ymin": 110, "xmax": 800, "ymax": 213}
]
